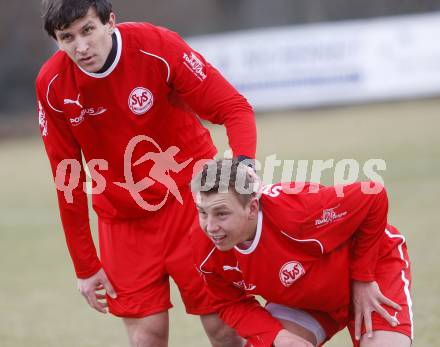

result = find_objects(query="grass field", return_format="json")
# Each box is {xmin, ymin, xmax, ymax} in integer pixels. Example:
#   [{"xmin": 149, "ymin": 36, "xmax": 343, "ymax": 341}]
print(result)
[{"xmin": 1, "ymin": 99, "xmax": 439, "ymax": 346}]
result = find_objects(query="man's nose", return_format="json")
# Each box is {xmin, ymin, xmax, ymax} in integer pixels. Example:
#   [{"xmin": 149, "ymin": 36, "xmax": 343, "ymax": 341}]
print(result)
[
  {"xmin": 206, "ymin": 217, "xmax": 220, "ymax": 233},
  {"xmin": 75, "ymin": 37, "xmax": 89, "ymax": 54}
]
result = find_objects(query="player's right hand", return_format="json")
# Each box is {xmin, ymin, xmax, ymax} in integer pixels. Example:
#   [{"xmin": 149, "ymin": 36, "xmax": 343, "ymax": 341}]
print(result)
[
  {"xmin": 273, "ymin": 329, "xmax": 314, "ymax": 347},
  {"xmin": 77, "ymin": 268, "xmax": 117, "ymax": 314}
]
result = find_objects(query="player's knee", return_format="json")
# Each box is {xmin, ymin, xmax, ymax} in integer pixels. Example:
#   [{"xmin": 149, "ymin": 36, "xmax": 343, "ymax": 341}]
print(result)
[
  {"xmin": 209, "ymin": 330, "xmax": 244, "ymax": 347},
  {"xmin": 124, "ymin": 312, "xmax": 168, "ymax": 347},
  {"xmin": 200, "ymin": 314, "xmax": 244, "ymax": 347},
  {"xmin": 125, "ymin": 319, "xmax": 168, "ymax": 347},
  {"xmin": 129, "ymin": 328, "xmax": 167, "ymax": 347},
  {"xmin": 212, "ymin": 331, "xmax": 244, "ymax": 347}
]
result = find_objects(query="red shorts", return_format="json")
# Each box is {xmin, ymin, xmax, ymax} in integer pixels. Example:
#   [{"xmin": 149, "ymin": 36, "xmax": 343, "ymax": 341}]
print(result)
[
  {"xmin": 309, "ymin": 225, "xmax": 414, "ymax": 346},
  {"xmin": 347, "ymin": 225, "xmax": 413, "ymax": 345},
  {"xmin": 284, "ymin": 226, "xmax": 413, "ymax": 346},
  {"xmin": 98, "ymin": 187, "xmax": 216, "ymax": 318}
]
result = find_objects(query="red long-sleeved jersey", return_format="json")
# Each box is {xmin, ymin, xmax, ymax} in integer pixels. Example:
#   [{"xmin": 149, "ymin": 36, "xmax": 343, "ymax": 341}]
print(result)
[
  {"xmin": 192, "ymin": 182, "xmax": 402, "ymax": 346},
  {"xmin": 36, "ymin": 23, "xmax": 256, "ymax": 279}
]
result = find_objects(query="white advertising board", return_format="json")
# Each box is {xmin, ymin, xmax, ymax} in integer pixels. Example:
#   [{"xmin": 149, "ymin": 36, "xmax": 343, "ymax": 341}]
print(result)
[{"xmin": 187, "ymin": 13, "xmax": 440, "ymax": 111}]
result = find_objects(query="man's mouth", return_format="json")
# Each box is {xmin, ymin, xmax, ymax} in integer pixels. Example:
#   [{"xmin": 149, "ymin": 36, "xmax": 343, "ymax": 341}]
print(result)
[
  {"xmin": 79, "ymin": 55, "xmax": 95, "ymax": 64},
  {"xmin": 210, "ymin": 234, "xmax": 227, "ymax": 243}
]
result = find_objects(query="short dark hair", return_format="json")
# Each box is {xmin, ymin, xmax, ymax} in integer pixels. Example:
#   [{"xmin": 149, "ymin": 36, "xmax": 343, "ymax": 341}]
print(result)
[
  {"xmin": 42, "ymin": 0, "xmax": 113, "ymax": 38},
  {"xmin": 191, "ymin": 159, "xmax": 257, "ymax": 206}
]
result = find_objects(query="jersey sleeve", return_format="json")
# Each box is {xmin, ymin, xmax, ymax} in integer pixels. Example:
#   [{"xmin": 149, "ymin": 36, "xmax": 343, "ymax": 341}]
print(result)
[
  {"xmin": 190, "ymin": 230, "xmax": 282, "ymax": 346},
  {"xmin": 206, "ymin": 272, "xmax": 283, "ymax": 346},
  {"xmin": 36, "ymin": 77, "xmax": 101, "ymax": 279},
  {"xmin": 265, "ymin": 182, "xmax": 388, "ymax": 282},
  {"xmin": 159, "ymin": 28, "xmax": 256, "ymax": 158}
]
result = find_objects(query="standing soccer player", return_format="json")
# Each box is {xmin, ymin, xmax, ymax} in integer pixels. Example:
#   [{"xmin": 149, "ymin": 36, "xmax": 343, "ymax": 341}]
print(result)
[
  {"xmin": 36, "ymin": 1, "xmax": 255, "ymax": 346},
  {"xmin": 191, "ymin": 159, "xmax": 413, "ymax": 347}
]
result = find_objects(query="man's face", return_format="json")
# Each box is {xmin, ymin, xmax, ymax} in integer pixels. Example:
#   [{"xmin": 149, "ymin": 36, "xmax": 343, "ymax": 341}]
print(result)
[
  {"xmin": 196, "ymin": 191, "xmax": 258, "ymax": 251},
  {"xmin": 54, "ymin": 8, "xmax": 115, "ymax": 73}
]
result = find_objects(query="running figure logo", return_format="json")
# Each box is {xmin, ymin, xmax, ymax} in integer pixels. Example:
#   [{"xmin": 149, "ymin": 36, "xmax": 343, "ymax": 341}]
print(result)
[{"xmin": 115, "ymin": 135, "xmax": 193, "ymax": 211}]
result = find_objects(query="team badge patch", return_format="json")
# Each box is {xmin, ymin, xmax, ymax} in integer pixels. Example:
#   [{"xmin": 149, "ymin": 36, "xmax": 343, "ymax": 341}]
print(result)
[
  {"xmin": 128, "ymin": 87, "xmax": 154, "ymax": 115},
  {"xmin": 279, "ymin": 261, "xmax": 305, "ymax": 287}
]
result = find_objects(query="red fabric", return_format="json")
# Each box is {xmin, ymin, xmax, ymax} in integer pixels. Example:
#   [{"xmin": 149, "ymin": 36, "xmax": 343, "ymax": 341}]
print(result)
[
  {"xmin": 192, "ymin": 182, "xmax": 393, "ymax": 345},
  {"xmin": 36, "ymin": 22, "xmax": 256, "ymax": 278},
  {"xmin": 99, "ymin": 187, "xmax": 216, "ymax": 317},
  {"xmin": 261, "ymin": 182, "xmax": 388, "ymax": 282},
  {"xmin": 348, "ymin": 225, "xmax": 413, "ymax": 344}
]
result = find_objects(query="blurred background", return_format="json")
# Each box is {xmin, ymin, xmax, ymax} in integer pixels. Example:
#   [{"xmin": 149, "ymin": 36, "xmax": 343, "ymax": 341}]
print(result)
[{"xmin": 1, "ymin": 0, "xmax": 439, "ymax": 346}]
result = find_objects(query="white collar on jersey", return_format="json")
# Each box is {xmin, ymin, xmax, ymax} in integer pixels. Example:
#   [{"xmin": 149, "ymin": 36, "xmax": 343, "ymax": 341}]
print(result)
[
  {"xmin": 77, "ymin": 27, "xmax": 122, "ymax": 78},
  {"xmin": 234, "ymin": 210, "xmax": 263, "ymax": 255}
]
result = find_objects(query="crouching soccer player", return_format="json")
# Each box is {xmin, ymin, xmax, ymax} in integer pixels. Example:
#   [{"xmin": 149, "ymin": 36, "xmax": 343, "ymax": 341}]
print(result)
[
  {"xmin": 37, "ymin": 0, "xmax": 255, "ymax": 345},
  {"xmin": 190, "ymin": 159, "xmax": 413, "ymax": 347}
]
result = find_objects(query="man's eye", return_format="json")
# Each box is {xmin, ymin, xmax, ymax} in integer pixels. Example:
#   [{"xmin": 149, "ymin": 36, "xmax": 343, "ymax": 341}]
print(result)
[{"xmin": 84, "ymin": 26, "xmax": 94, "ymax": 33}]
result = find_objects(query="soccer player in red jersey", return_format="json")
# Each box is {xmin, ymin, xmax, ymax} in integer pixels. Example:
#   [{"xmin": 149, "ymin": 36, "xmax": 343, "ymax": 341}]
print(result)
[
  {"xmin": 191, "ymin": 159, "xmax": 413, "ymax": 347},
  {"xmin": 36, "ymin": 0, "xmax": 255, "ymax": 345}
]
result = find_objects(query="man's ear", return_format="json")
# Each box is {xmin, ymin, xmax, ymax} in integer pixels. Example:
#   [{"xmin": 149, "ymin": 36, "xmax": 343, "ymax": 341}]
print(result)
[
  {"xmin": 248, "ymin": 197, "xmax": 259, "ymax": 220},
  {"xmin": 108, "ymin": 12, "xmax": 116, "ymax": 32}
]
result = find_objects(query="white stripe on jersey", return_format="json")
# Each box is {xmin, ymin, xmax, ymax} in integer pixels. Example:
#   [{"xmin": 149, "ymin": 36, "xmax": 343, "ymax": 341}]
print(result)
[
  {"xmin": 199, "ymin": 246, "xmax": 216, "ymax": 274},
  {"xmin": 46, "ymin": 74, "xmax": 63, "ymax": 113},
  {"xmin": 234, "ymin": 211, "xmax": 263, "ymax": 255},
  {"xmin": 280, "ymin": 231, "xmax": 324, "ymax": 254},
  {"xmin": 384, "ymin": 228, "xmax": 414, "ymax": 340},
  {"xmin": 139, "ymin": 50, "xmax": 171, "ymax": 83}
]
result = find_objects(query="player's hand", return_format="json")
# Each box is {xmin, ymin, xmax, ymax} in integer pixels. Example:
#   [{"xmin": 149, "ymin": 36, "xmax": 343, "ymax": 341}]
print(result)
[
  {"xmin": 243, "ymin": 165, "xmax": 262, "ymax": 197},
  {"xmin": 273, "ymin": 329, "xmax": 314, "ymax": 347},
  {"xmin": 77, "ymin": 268, "xmax": 117, "ymax": 314},
  {"xmin": 352, "ymin": 280, "xmax": 401, "ymax": 340}
]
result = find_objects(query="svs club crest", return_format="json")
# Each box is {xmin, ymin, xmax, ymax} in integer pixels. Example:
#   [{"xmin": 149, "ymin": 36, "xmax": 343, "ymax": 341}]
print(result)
[
  {"xmin": 279, "ymin": 261, "xmax": 305, "ymax": 287},
  {"xmin": 128, "ymin": 87, "xmax": 154, "ymax": 115}
]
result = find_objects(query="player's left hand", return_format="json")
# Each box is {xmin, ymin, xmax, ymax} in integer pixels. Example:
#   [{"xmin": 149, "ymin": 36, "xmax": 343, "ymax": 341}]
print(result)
[{"xmin": 352, "ymin": 280, "xmax": 402, "ymax": 340}]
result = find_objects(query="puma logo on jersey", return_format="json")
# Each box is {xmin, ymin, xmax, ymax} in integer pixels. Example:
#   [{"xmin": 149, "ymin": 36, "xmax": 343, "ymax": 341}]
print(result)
[
  {"xmin": 233, "ymin": 280, "xmax": 256, "ymax": 291},
  {"xmin": 223, "ymin": 262, "xmax": 242, "ymax": 273},
  {"xmin": 279, "ymin": 261, "xmax": 305, "ymax": 287},
  {"xmin": 64, "ymin": 93, "xmax": 83, "ymax": 109},
  {"xmin": 393, "ymin": 311, "xmax": 400, "ymax": 325}
]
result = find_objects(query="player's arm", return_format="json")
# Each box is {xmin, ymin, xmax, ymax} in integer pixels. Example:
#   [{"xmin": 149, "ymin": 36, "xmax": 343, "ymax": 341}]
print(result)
[
  {"xmin": 36, "ymin": 81, "xmax": 116, "ymax": 312},
  {"xmin": 305, "ymin": 183, "xmax": 402, "ymax": 338},
  {"xmin": 36, "ymin": 78, "xmax": 101, "ymax": 279},
  {"xmin": 274, "ymin": 183, "xmax": 401, "ymax": 337},
  {"xmin": 190, "ymin": 232, "xmax": 283, "ymax": 346},
  {"xmin": 274, "ymin": 182, "xmax": 388, "ymax": 280},
  {"xmin": 203, "ymin": 270, "xmax": 284, "ymax": 347},
  {"xmin": 160, "ymin": 29, "xmax": 256, "ymax": 159}
]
